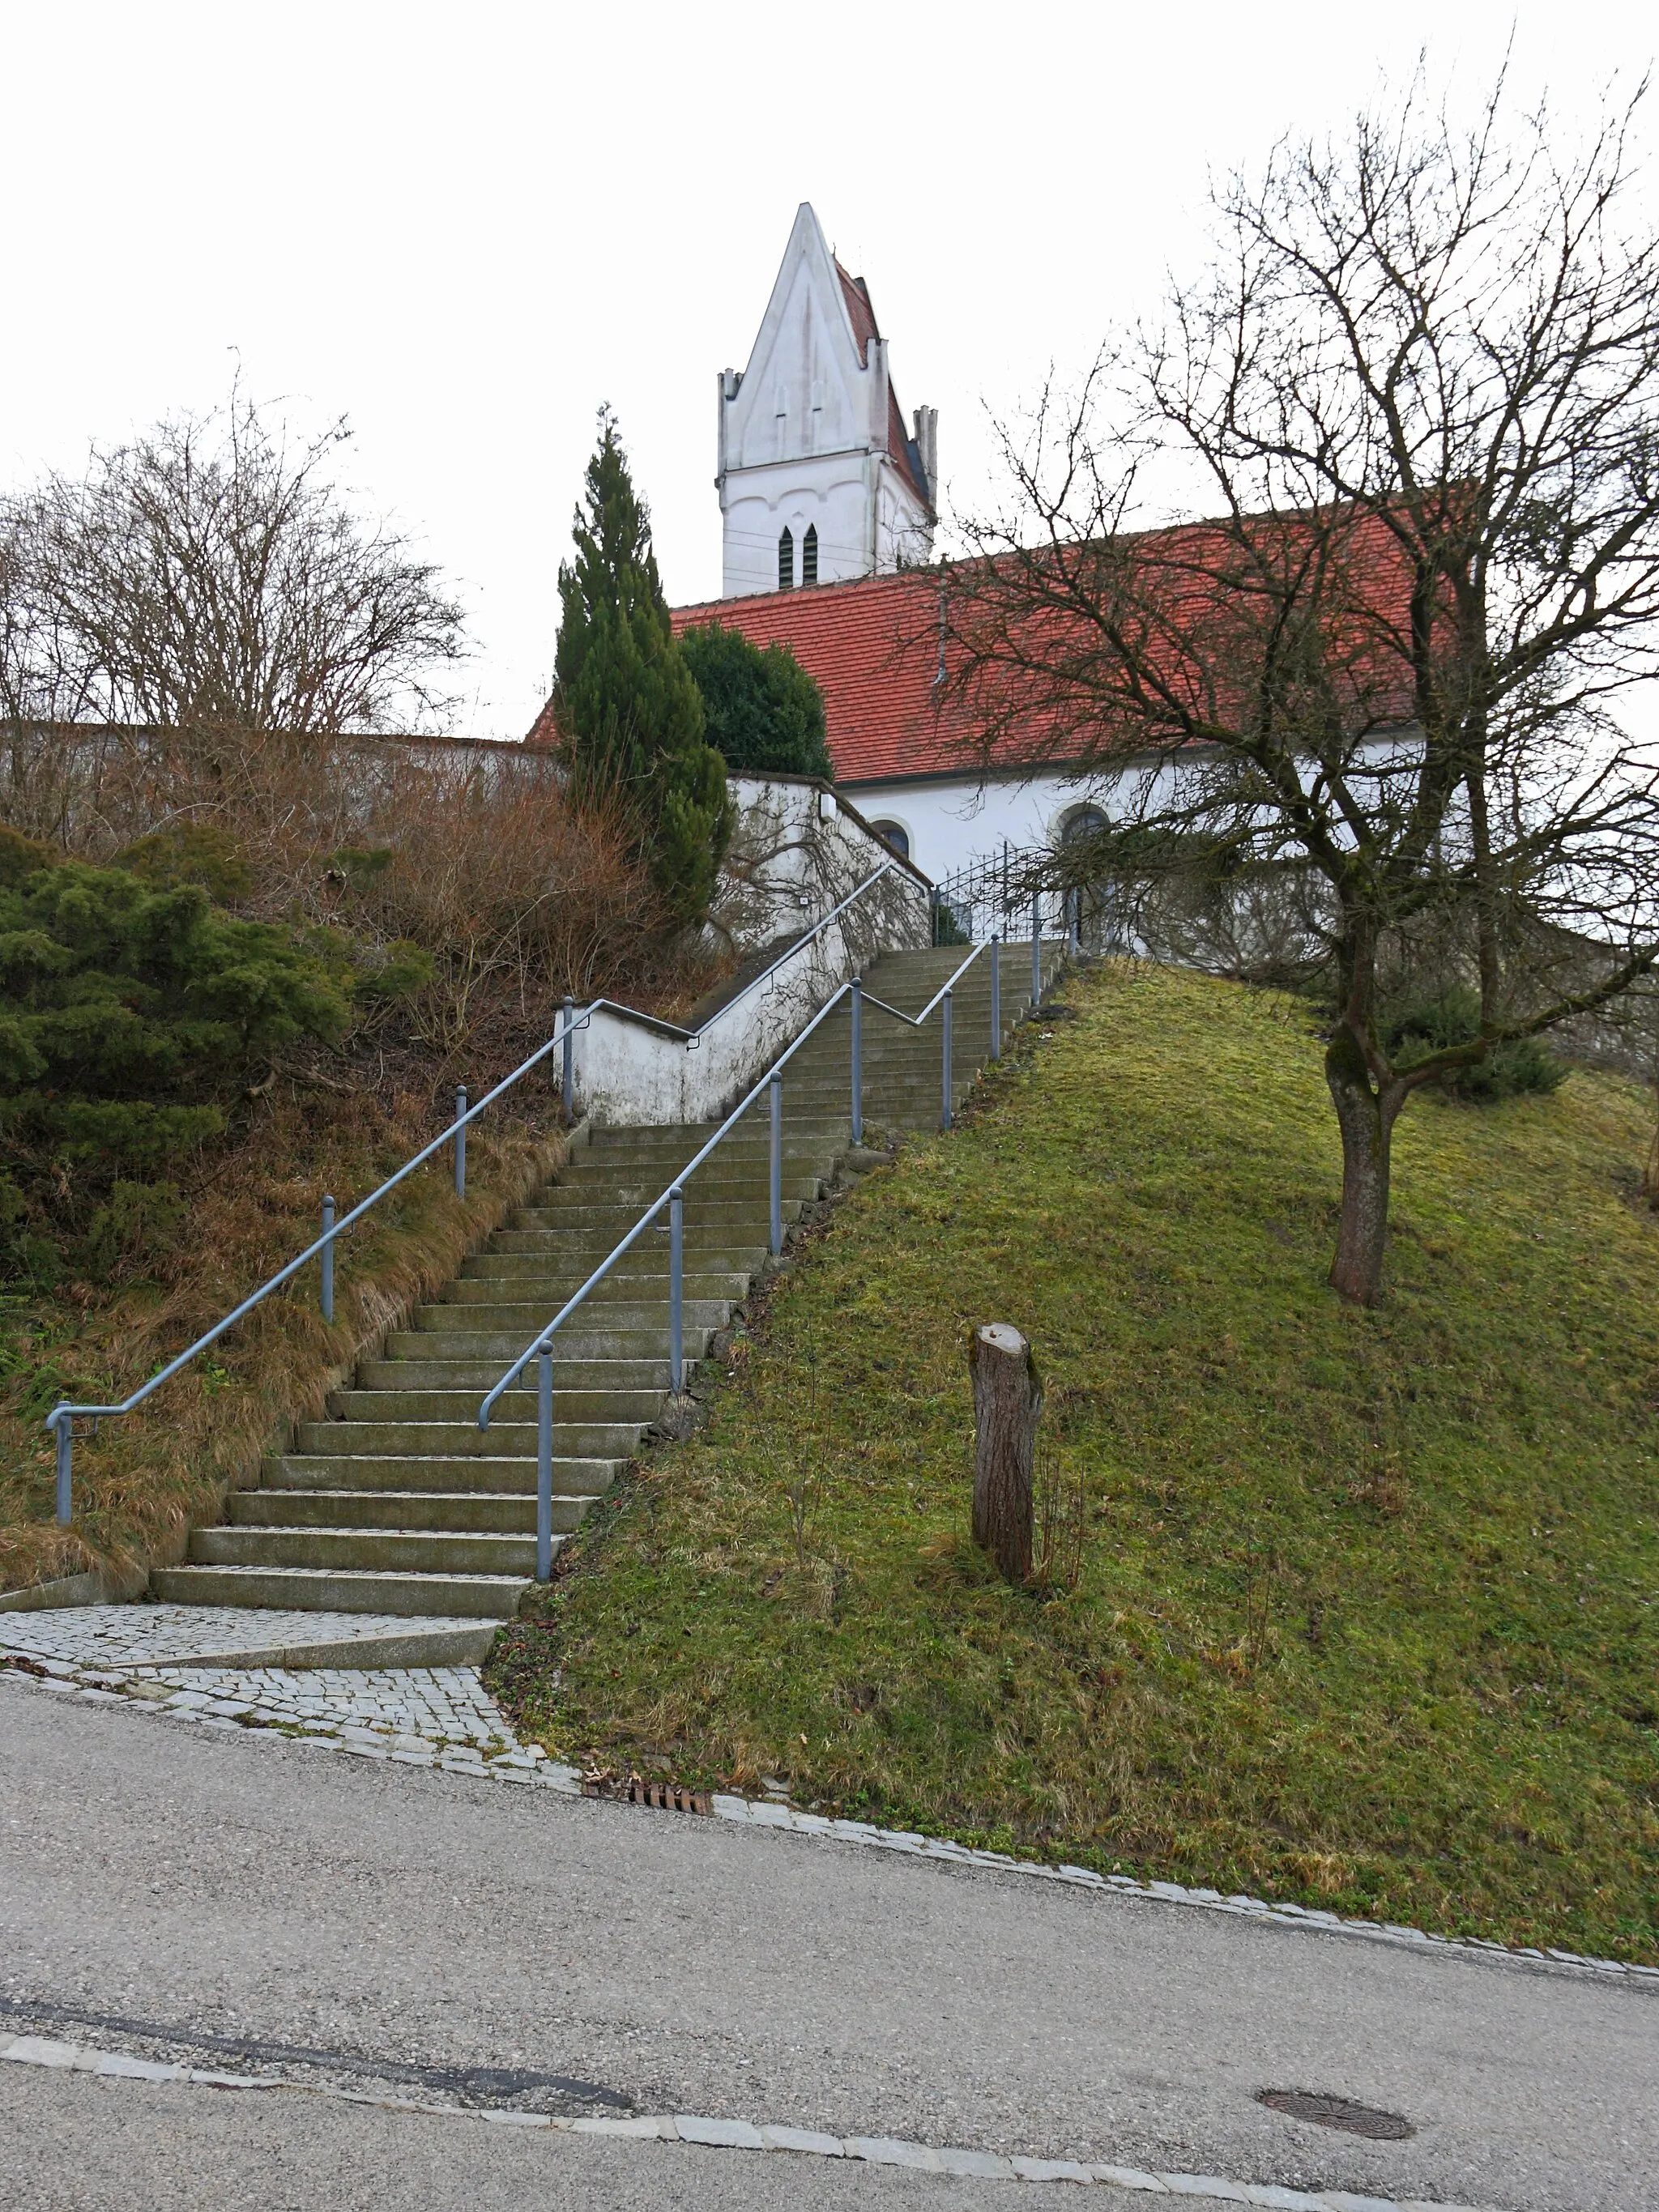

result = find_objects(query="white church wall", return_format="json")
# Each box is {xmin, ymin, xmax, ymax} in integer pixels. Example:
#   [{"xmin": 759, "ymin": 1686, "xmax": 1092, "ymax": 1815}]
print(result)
[
  {"xmin": 569, "ymin": 774, "xmax": 932, "ymax": 1126},
  {"xmin": 847, "ymin": 770, "xmax": 1102, "ymax": 887}
]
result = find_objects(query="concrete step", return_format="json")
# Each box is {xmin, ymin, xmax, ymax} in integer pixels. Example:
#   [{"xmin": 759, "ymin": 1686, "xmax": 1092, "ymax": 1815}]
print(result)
[
  {"xmin": 582, "ymin": 1127, "xmax": 851, "ymax": 1157},
  {"xmin": 266, "ymin": 1452, "xmax": 618, "ymax": 1494},
  {"xmin": 297, "ymin": 1418, "xmax": 636, "ymax": 1459},
  {"xmin": 187, "ymin": 1525, "xmax": 546, "ymax": 1576},
  {"xmin": 150, "ymin": 1564, "xmax": 532, "ymax": 1617},
  {"xmin": 385, "ymin": 1327, "xmax": 711, "ymax": 1362},
  {"xmin": 353, "ymin": 1359, "xmax": 671, "ymax": 1393},
  {"xmin": 411, "ymin": 1291, "xmax": 725, "ymax": 1327},
  {"xmin": 229, "ymin": 1490, "xmax": 593, "ymax": 1534},
  {"xmin": 487, "ymin": 1230, "xmax": 767, "ymax": 1263},
  {"xmin": 513, "ymin": 1203, "xmax": 790, "ymax": 1233},
  {"xmin": 331, "ymin": 1386, "xmax": 665, "ymax": 1422},
  {"xmin": 531, "ymin": 1174, "xmax": 822, "ymax": 1207},
  {"xmin": 454, "ymin": 1259, "xmax": 752, "ymax": 1294}
]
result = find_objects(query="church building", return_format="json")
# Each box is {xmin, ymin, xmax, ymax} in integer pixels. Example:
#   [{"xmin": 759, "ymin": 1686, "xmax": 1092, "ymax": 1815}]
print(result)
[{"xmin": 677, "ymin": 204, "xmax": 1095, "ymax": 894}]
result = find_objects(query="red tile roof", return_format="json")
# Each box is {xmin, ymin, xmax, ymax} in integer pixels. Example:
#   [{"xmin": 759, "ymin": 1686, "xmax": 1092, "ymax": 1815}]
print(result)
[
  {"xmin": 835, "ymin": 262, "xmax": 879, "ymax": 365},
  {"xmin": 834, "ymin": 258, "xmax": 928, "ymax": 511},
  {"xmin": 668, "ymin": 513, "xmax": 1418, "ymax": 790},
  {"xmin": 672, "ymin": 571, "xmax": 1020, "ymax": 787}
]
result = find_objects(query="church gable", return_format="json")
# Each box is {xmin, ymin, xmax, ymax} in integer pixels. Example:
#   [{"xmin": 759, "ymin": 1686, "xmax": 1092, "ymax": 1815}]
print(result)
[
  {"xmin": 717, "ymin": 203, "xmax": 936, "ymax": 597},
  {"xmin": 723, "ymin": 204, "xmax": 871, "ymax": 472}
]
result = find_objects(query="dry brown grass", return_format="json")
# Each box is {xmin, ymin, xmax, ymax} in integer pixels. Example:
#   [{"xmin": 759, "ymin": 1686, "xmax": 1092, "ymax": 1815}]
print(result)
[
  {"xmin": 0, "ymin": 1080, "xmax": 567, "ymax": 1596},
  {"xmin": 1, "ymin": 720, "xmax": 726, "ymax": 1036},
  {"xmin": 1, "ymin": 719, "xmax": 728, "ymax": 1596}
]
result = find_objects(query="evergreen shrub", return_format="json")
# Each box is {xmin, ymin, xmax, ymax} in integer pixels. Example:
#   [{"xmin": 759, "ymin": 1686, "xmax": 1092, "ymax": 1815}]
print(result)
[
  {"xmin": 0, "ymin": 838, "xmax": 351, "ymax": 1281},
  {"xmin": 679, "ymin": 621, "xmax": 833, "ymax": 779},
  {"xmin": 1380, "ymin": 985, "xmax": 1568, "ymax": 1102},
  {"xmin": 553, "ymin": 416, "xmax": 732, "ymax": 927}
]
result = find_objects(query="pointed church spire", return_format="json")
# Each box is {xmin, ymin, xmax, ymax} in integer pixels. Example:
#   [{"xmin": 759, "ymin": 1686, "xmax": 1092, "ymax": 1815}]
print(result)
[{"xmin": 714, "ymin": 205, "xmax": 936, "ymax": 599}]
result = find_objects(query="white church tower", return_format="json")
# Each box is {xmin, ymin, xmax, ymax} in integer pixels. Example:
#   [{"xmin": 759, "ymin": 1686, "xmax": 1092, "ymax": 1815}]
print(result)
[{"xmin": 716, "ymin": 205, "xmax": 937, "ymax": 599}]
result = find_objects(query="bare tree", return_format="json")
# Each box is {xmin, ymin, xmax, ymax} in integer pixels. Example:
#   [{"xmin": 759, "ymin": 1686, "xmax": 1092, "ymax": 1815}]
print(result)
[
  {"xmin": 946, "ymin": 75, "xmax": 1659, "ymax": 1303},
  {"xmin": 2, "ymin": 389, "xmax": 467, "ymax": 735}
]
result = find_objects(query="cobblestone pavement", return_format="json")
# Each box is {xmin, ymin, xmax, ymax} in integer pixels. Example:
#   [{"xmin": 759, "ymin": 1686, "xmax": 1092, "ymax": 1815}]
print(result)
[
  {"xmin": 112, "ymin": 1664, "xmax": 549, "ymax": 1773},
  {"xmin": 0, "ymin": 1602, "xmax": 493, "ymax": 1670},
  {"xmin": 2, "ymin": 1655, "xmax": 572, "ymax": 1779},
  {"xmin": 0, "ymin": 1605, "xmax": 561, "ymax": 1779}
]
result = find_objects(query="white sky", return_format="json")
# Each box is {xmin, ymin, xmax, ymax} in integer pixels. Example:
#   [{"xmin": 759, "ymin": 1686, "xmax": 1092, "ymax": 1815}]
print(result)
[{"xmin": 5, "ymin": 2, "xmax": 1656, "ymax": 739}]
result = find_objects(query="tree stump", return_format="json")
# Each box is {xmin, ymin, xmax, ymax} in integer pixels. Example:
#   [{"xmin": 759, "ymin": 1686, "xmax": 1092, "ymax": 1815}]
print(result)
[{"xmin": 970, "ymin": 1323, "xmax": 1042, "ymax": 1582}]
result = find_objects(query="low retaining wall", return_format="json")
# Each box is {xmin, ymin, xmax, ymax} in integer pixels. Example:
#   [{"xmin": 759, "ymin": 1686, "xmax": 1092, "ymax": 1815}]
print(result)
[{"xmin": 572, "ymin": 778, "xmax": 932, "ymax": 1126}]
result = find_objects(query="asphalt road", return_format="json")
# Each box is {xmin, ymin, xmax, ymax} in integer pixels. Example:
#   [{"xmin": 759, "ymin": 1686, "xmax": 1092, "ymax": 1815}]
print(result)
[{"xmin": 2, "ymin": 1677, "xmax": 1654, "ymax": 2211}]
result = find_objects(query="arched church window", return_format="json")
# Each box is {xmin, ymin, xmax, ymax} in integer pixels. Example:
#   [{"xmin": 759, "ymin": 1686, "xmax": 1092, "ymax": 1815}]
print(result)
[
  {"xmin": 869, "ymin": 820, "xmax": 910, "ymax": 860},
  {"xmin": 802, "ymin": 524, "xmax": 819, "ymax": 586},
  {"xmin": 778, "ymin": 528, "xmax": 794, "ymax": 591},
  {"xmin": 1060, "ymin": 804, "xmax": 1109, "ymax": 846}
]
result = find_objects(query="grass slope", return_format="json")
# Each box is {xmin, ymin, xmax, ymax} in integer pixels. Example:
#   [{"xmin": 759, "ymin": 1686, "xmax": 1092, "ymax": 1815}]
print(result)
[{"xmin": 493, "ymin": 965, "xmax": 1659, "ymax": 1963}]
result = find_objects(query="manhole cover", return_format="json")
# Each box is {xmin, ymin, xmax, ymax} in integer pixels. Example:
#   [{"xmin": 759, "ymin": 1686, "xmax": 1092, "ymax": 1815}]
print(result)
[{"xmin": 1258, "ymin": 2090, "xmax": 1415, "ymax": 2141}]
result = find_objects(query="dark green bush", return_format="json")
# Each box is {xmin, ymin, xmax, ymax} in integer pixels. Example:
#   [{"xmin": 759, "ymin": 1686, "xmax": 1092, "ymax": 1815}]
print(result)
[
  {"xmin": 115, "ymin": 823, "xmax": 254, "ymax": 906},
  {"xmin": 0, "ymin": 845, "xmax": 351, "ymax": 1279},
  {"xmin": 679, "ymin": 621, "xmax": 834, "ymax": 779},
  {"xmin": 1380, "ymin": 985, "xmax": 1568, "ymax": 1102}
]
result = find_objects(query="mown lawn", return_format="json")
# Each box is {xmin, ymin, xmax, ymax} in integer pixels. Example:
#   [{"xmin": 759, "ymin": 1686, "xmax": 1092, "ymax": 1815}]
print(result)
[{"xmin": 490, "ymin": 964, "xmax": 1659, "ymax": 1963}]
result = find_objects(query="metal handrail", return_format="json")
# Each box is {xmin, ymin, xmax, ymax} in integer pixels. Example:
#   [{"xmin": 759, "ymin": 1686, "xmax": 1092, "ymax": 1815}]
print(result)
[
  {"xmin": 42, "ymin": 1008, "xmax": 585, "ymax": 1526},
  {"xmin": 39, "ymin": 860, "xmax": 915, "ymax": 1528},
  {"xmin": 481, "ymin": 914, "xmax": 1059, "ymax": 1584},
  {"xmin": 477, "ymin": 974, "xmax": 860, "ymax": 1429},
  {"xmin": 578, "ymin": 858, "xmax": 900, "ymax": 1049}
]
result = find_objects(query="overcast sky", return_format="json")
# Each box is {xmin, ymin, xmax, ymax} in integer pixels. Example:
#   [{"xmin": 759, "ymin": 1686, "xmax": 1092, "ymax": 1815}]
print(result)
[{"xmin": 5, "ymin": 3, "xmax": 1656, "ymax": 738}]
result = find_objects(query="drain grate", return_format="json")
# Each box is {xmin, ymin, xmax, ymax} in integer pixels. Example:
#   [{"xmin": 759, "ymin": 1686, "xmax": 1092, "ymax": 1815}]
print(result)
[
  {"xmin": 1258, "ymin": 2090, "xmax": 1415, "ymax": 2141},
  {"xmin": 581, "ymin": 1771, "xmax": 712, "ymax": 1816}
]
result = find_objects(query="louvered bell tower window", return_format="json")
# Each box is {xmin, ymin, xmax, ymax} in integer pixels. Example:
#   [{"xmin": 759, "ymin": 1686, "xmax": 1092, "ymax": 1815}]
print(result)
[
  {"xmin": 778, "ymin": 527, "xmax": 795, "ymax": 590},
  {"xmin": 802, "ymin": 524, "xmax": 819, "ymax": 586}
]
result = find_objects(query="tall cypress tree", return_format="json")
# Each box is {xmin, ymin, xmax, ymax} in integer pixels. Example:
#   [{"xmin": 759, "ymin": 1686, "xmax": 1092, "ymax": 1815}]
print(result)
[{"xmin": 553, "ymin": 414, "xmax": 732, "ymax": 925}]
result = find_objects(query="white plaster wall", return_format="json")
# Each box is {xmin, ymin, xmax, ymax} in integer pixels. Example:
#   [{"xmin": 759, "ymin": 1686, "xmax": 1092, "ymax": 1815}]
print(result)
[
  {"xmin": 847, "ymin": 771, "xmax": 1100, "ymax": 887},
  {"xmin": 722, "ymin": 462, "xmax": 874, "ymax": 596},
  {"xmin": 572, "ymin": 903, "xmax": 892, "ymax": 1128},
  {"xmin": 571, "ymin": 778, "xmax": 932, "ymax": 1126}
]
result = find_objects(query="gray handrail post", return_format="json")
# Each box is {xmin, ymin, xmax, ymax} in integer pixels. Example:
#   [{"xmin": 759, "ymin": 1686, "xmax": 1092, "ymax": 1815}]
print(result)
[
  {"xmin": 850, "ymin": 975, "xmax": 863, "ymax": 1146},
  {"xmin": 561, "ymin": 996, "xmax": 576, "ymax": 1125},
  {"xmin": 454, "ymin": 1085, "xmax": 467, "ymax": 1199},
  {"xmin": 320, "ymin": 1196, "xmax": 335, "ymax": 1324},
  {"xmin": 769, "ymin": 1072, "xmax": 783, "ymax": 1257},
  {"xmin": 54, "ymin": 1413, "xmax": 71, "ymax": 1526},
  {"xmin": 669, "ymin": 1185, "xmax": 684, "ymax": 1393},
  {"xmin": 1031, "ymin": 889, "xmax": 1043, "ymax": 1012},
  {"xmin": 990, "ymin": 936, "xmax": 1001, "ymax": 1059},
  {"xmin": 535, "ymin": 1346, "xmax": 553, "ymax": 1582},
  {"xmin": 941, "ymin": 987, "xmax": 954, "ymax": 1131}
]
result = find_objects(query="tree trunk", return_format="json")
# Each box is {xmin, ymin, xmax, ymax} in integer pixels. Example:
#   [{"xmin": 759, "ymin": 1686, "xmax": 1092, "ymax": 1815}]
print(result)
[
  {"xmin": 970, "ymin": 1323, "xmax": 1042, "ymax": 1581},
  {"xmin": 1324, "ymin": 1025, "xmax": 1401, "ymax": 1306}
]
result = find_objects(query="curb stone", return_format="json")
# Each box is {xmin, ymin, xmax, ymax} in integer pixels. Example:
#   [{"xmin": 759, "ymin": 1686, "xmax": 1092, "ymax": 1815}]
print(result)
[
  {"xmin": 6, "ymin": 1656, "xmax": 1654, "ymax": 1989},
  {"xmin": 706, "ymin": 1792, "xmax": 1658, "ymax": 1988},
  {"xmin": 0, "ymin": 2035, "xmax": 1503, "ymax": 2210}
]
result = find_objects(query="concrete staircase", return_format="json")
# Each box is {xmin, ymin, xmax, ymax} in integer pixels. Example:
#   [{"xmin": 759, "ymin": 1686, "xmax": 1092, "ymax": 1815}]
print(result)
[{"xmin": 152, "ymin": 941, "xmax": 1060, "ymax": 1618}]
